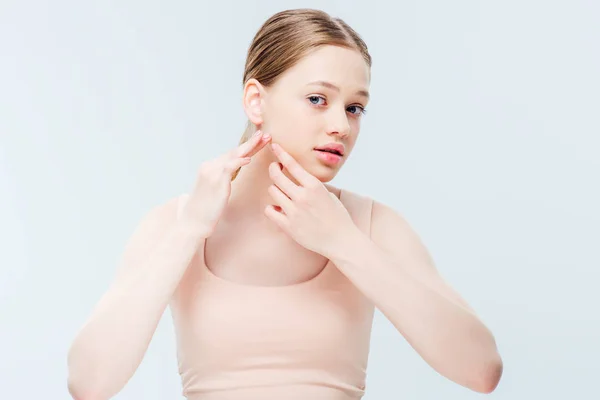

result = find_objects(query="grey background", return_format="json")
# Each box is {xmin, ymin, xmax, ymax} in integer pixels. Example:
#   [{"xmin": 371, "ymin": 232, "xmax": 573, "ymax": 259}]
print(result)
[{"xmin": 1, "ymin": 0, "xmax": 598, "ymax": 398}]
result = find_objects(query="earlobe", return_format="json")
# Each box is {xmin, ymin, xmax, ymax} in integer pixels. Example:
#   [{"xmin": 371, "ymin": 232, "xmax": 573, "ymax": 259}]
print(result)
[{"xmin": 242, "ymin": 78, "xmax": 265, "ymax": 126}]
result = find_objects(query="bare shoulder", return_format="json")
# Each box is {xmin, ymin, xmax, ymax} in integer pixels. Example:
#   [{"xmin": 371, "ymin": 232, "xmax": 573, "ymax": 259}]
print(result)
[
  {"xmin": 333, "ymin": 187, "xmax": 426, "ymax": 258},
  {"xmin": 370, "ymin": 199, "xmax": 411, "ymax": 233},
  {"xmin": 326, "ymin": 184, "xmax": 414, "ymax": 237},
  {"xmin": 369, "ymin": 197, "xmax": 418, "ymax": 245},
  {"xmin": 366, "ymin": 196, "xmax": 476, "ymax": 311},
  {"xmin": 327, "ymin": 185, "xmax": 371, "ymax": 203},
  {"xmin": 112, "ymin": 194, "xmax": 185, "ymax": 278},
  {"xmin": 323, "ymin": 183, "xmax": 343, "ymax": 199},
  {"xmin": 367, "ymin": 197, "xmax": 438, "ymax": 273},
  {"xmin": 130, "ymin": 194, "xmax": 183, "ymax": 236}
]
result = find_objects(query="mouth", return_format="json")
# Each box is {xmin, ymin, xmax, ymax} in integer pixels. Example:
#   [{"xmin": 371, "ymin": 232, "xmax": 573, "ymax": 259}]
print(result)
[
  {"xmin": 315, "ymin": 148, "xmax": 343, "ymax": 157},
  {"xmin": 314, "ymin": 148, "xmax": 344, "ymax": 166}
]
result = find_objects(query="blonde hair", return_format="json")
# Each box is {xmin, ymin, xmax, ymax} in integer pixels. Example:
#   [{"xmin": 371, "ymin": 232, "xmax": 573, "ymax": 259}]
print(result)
[{"xmin": 231, "ymin": 8, "xmax": 372, "ymax": 180}]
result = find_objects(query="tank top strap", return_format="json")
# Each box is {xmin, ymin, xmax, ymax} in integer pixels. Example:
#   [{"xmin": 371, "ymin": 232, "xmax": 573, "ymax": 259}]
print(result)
[
  {"xmin": 339, "ymin": 189, "xmax": 374, "ymax": 238},
  {"xmin": 176, "ymin": 193, "xmax": 190, "ymax": 220}
]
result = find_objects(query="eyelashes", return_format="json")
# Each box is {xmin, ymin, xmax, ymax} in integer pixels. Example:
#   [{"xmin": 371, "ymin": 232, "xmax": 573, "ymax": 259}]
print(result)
[{"xmin": 307, "ymin": 95, "xmax": 367, "ymax": 117}]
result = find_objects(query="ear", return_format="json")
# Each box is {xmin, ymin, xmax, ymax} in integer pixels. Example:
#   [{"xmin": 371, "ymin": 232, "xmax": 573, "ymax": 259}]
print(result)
[{"xmin": 242, "ymin": 78, "xmax": 266, "ymax": 126}]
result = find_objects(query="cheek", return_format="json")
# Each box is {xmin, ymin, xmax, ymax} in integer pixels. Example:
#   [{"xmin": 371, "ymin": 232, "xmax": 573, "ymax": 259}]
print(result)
[
  {"xmin": 265, "ymin": 101, "xmax": 304, "ymax": 137},
  {"xmin": 270, "ymin": 113, "xmax": 316, "ymax": 145},
  {"xmin": 270, "ymin": 97, "xmax": 302, "ymax": 119},
  {"xmin": 344, "ymin": 134, "xmax": 359, "ymax": 155}
]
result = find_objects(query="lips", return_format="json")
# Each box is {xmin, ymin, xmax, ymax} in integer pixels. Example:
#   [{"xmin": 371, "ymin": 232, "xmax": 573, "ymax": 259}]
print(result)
[
  {"xmin": 314, "ymin": 143, "xmax": 345, "ymax": 157},
  {"xmin": 316, "ymin": 148, "xmax": 342, "ymax": 156},
  {"xmin": 314, "ymin": 149, "xmax": 343, "ymax": 166}
]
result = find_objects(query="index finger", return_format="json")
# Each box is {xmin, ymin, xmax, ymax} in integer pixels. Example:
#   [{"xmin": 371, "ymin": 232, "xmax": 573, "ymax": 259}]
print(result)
[
  {"xmin": 236, "ymin": 131, "xmax": 268, "ymax": 156},
  {"xmin": 270, "ymin": 143, "xmax": 314, "ymax": 186}
]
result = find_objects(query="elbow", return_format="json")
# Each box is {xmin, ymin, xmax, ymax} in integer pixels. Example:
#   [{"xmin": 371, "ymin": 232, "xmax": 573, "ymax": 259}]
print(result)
[
  {"xmin": 470, "ymin": 353, "xmax": 503, "ymax": 394},
  {"xmin": 67, "ymin": 378, "xmax": 97, "ymax": 400},
  {"xmin": 67, "ymin": 341, "xmax": 117, "ymax": 400},
  {"xmin": 67, "ymin": 374, "xmax": 106, "ymax": 400},
  {"xmin": 67, "ymin": 379, "xmax": 85, "ymax": 400},
  {"xmin": 67, "ymin": 353, "xmax": 93, "ymax": 400},
  {"xmin": 67, "ymin": 343, "xmax": 133, "ymax": 400},
  {"xmin": 68, "ymin": 376, "xmax": 114, "ymax": 400},
  {"xmin": 67, "ymin": 357, "xmax": 111, "ymax": 400}
]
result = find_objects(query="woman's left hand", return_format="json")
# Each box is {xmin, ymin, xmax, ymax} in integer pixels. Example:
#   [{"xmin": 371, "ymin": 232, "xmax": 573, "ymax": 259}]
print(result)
[{"xmin": 264, "ymin": 143, "xmax": 359, "ymax": 257}]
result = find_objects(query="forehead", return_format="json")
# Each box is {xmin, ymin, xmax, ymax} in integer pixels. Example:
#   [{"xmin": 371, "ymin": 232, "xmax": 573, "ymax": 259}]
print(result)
[{"xmin": 272, "ymin": 45, "xmax": 370, "ymax": 91}]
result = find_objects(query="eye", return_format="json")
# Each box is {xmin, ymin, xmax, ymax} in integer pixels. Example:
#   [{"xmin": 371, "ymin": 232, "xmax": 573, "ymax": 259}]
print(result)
[
  {"xmin": 307, "ymin": 95, "xmax": 368, "ymax": 117},
  {"xmin": 347, "ymin": 105, "xmax": 367, "ymax": 116},
  {"xmin": 308, "ymin": 95, "xmax": 326, "ymax": 105}
]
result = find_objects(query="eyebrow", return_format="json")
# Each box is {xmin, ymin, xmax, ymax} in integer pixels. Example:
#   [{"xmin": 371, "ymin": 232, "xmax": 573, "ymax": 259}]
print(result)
[{"xmin": 306, "ymin": 80, "xmax": 370, "ymax": 100}]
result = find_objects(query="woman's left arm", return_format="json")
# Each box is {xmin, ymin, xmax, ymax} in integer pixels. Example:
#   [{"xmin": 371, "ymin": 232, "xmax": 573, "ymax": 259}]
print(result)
[
  {"xmin": 326, "ymin": 200, "xmax": 503, "ymax": 394},
  {"xmin": 265, "ymin": 143, "xmax": 503, "ymax": 394}
]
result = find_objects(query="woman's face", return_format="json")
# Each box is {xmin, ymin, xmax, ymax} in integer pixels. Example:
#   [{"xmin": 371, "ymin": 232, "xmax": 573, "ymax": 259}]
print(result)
[{"xmin": 248, "ymin": 45, "xmax": 371, "ymax": 182}]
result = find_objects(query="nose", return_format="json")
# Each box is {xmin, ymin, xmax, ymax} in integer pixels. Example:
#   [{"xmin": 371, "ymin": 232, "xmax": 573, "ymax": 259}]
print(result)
[{"xmin": 326, "ymin": 110, "xmax": 351, "ymax": 139}]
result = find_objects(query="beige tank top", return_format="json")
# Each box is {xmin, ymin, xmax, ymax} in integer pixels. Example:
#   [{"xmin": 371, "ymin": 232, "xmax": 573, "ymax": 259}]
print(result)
[{"xmin": 169, "ymin": 189, "xmax": 375, "ymax": 399}]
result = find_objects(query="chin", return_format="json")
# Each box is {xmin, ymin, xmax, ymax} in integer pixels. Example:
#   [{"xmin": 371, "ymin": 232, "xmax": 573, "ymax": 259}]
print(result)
[
  {"xmin": 306, "ymin": 164, "xmax": 340, "ymax": 183},
  {"xmin": 294, "ymin": 149, "xmax": 345, "ymax": 182},
  {"xmin": 314, "ymin": 174, "xmax": 335, "ymax": 183}
]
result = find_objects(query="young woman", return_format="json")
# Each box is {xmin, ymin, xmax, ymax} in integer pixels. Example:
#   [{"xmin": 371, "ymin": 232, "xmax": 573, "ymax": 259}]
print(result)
[{"xmin": 67, "ymin": 8, "xmax": 503, "ymax": 400}]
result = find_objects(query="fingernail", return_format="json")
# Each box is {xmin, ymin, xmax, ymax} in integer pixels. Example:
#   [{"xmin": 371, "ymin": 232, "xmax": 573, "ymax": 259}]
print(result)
[
  {"xmin": 253, "ymin": 130, "xmax": 261, "ymax": 137},
  {"xmin": 263, "ymin": 133, "xmax": 271, "ymax": 140}
]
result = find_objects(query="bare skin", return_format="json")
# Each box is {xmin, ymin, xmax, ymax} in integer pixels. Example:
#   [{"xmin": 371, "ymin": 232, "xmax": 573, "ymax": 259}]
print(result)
[
  {"xmin": 203, "ymin": 45, "xmax": 369, "ymax": 286},
  {"xmin": 66, "ymin": 45, "xmax": 369, "ymax": 399},
  {"xmin": 204, "ymin": 174, "xmax": 343, "ymax": 286},
  {"xmin": 67, "ymin": 45, "xmax": 502, "ymax": 399}
]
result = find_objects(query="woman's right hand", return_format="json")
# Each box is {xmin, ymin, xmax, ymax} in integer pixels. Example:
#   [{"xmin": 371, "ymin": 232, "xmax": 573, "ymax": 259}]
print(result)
[{"xmin": 180, "ymin": 130, "xmax": 271, "ymax": 236}]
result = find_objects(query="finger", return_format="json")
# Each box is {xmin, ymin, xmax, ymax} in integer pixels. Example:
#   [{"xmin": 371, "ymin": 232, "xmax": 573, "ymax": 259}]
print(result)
[
  {"xmin": 237, "ymin": 131, "xmax": 271, "ymax": 158},
  {"xmin": 237, "ymin": 130, "xmax": 264, "ymax": 156},
  {"xmin": 244, "ymin": 133, "xmax": 272, "ymax": 159},
  {"xmin": 264, "ymin": 204, "xmax": 288, "ymax": 229},
  {"xmin": 223, "ymin": 156, "xmax": 251, "ymax": 174},
  {"xmin": 268, "ymin": 162, "xmax": 300, "ymax": 200},
  {"xmin": 217, "ymin": 131, "xmax": 268, "ymax": 167},
  {"xmin": 270, "ymin": 143, "xmax": 314, "ymax": 186},
  {"xmin": 267, "ymin": 183, "xmax": 293, "ymax": 213},
  {"xmin": 223, "ymin": 131, "xmax": 261, "ymax": 161}
]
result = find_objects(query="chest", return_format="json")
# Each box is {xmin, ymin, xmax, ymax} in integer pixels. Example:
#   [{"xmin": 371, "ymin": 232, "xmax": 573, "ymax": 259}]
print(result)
[
  {"xmin": 172, "ymin": 274, "xmax": 375, "ymax": 371},
  {"xmin": 204, "ymin": 223, "xmax": 330, "ymax": 286}
]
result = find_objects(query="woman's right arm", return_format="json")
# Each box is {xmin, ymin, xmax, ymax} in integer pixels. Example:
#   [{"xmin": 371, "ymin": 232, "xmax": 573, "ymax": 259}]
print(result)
[
  {"xmin": 66, "ymin": 196, "xmax": 205, "ymax": 400},
  {"xmin": 66, "ymin": 130, "xmax": 271, "ymax": 400}
]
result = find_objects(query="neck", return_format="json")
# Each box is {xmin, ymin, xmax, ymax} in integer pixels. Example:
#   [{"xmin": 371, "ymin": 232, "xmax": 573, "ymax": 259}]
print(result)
[{"xmin": 227, "ymin": 148, "xmax": 286, "ymax": 220}]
